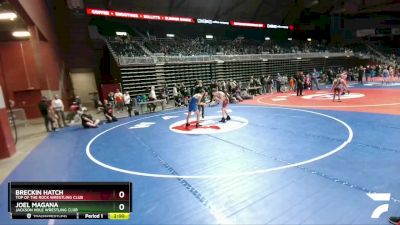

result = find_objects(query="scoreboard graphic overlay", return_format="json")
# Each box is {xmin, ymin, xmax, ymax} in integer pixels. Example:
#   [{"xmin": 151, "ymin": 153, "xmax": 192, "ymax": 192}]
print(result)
[{"xmin": 8, "ymin": 182, "xmax": 132, "ymax": 220}]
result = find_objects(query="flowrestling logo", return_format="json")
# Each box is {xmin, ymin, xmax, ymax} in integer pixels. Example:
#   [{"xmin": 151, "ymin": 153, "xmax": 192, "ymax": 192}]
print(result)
[
  {"xmin": 367, "ymin": 193, "xmax": 391, "ymax": 219},
  {"xmin": 169, "ymin": 115, "xmax": 248, "ymax": 134}
]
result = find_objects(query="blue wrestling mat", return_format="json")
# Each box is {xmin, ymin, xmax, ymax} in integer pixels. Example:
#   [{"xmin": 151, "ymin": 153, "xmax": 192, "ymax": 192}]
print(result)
[{"xmin": 1, "ymin": 105, "xmax": 399, "ymax": 225}]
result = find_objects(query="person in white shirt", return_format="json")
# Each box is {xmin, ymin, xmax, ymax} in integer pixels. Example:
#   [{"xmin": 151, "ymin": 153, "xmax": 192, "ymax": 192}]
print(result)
[
  {"xmin": 51, "ymin": 95, "xmax": 67, "ymax": 127},
  {"xmin": 172, "ymin": 84, "xmax": 181, "ymax": 106},
  {"xmin": 149, "ymin": 86, "xmax": 157, "ymax": 100},
  {"xmin": 123, "ymin": 91, "xmax": 132, "ymax": 117},
  {"xmin": 148, "ymin": 86, "xmax": 157, "ymax": 112}
]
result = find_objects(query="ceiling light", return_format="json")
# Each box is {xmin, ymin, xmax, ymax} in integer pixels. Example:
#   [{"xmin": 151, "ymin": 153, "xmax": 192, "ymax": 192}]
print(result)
[
  {"xmin": 12, "ymin": 31, "xmax": 30, "ymax": 38},
  {"xmin": 116, "ymin": 31, "xmax": 127, "ymax": 36},
  {"xmin": 0, "ymin": 12, "xmax": 17, "ymax": 20}
]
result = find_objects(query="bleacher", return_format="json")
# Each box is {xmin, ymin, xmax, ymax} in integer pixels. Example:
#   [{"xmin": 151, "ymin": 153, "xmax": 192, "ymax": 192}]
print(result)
[{"xmin": 108, "ymin": 35, "xmax": 389, "ymax": 99}]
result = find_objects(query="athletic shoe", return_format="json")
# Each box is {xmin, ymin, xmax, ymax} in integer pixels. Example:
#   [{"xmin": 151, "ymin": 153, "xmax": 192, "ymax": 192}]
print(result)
[
  {"xmin": 389, "ymin": 216, "xmax": 400, "ymax": 225},
  {"xmin": 196, "ymin": 123, "xmax": 201, "ymax": 128},
  {"xmin": 185, "ymin": 123, "xmax": 190, "ymax": 128},
  {"xmin": 219, "ymin": 118, "xmax": 226, "ymax": 123},
  {"xmin": 226, "ymin": 115, "xmax": 231, "ymax": 121}
]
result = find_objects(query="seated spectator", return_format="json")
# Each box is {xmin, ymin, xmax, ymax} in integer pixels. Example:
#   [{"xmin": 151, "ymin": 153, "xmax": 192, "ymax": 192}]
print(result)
[
  {"xmin": 96, "ymin": 100, "xmax": 105, "ymax": 114},
  {"xmin": 136, "ymin": 95, "xmax": 144, "ymax": 104},
  {"xmin": 80, "ymin": 107, "xmax": 100, "ymax": 128},
  {"xmin": 103, "ymin": 100, "xmax": 118, "ymax": 123},
  {"xmin": 66, "ymin": 101, "xmax": 81, "ymax": 123},
  {"xmin": 240, "ymin": 89, "xmax": 254, "ymax": 100},
  {"xmin": 233, "ymin": 87, "xmax": 243, "ymax": 102},
  {"xmin": 147, "ymin": 86, "xmax": 157, "ymax": 112}
]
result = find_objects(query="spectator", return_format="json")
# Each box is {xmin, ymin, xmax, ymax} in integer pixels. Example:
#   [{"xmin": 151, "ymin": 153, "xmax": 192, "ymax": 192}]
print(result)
[
  {"xmin": 103, "ymin": 100, "xmax": 118, "ymax": 123},
  {"xmin": 311, "ymin": 68, "xmax": 321, "ymax": 90},
  {"xmin": 276, "ymin": 73, "xmax": 283, "ymax": 93},
  {"xmin": 123, "ymin": 91, "xmax": 133, "ymax": 117},
  {"xmin": 326, "ymin": 68, "xmax": 334, "ymax": 84},
  {"xmin": 51, "ymin": 95, "xmax": 67, "ymax": 128},
  {"xmin": 74, "ymin": 96, "xmax": 82, "ymax": 107},
  {"xmin": 261, "ymin": 76, "xmax": 268, "ymax": 94},
  {"xmin": 48, "ymin": 106, "xmax": 60, "ymax": 131},
  {"xmin": 80, "ymin": 107, "xmax": 100, "ymax": 128},
  {"xmin": 67, "ymin": 101, "xmax": 80, "ymax": 124},
  {"xmin": 148, "ymin": 86, "xmax": 157, "ymax": 112},
  {"xmin": 172, "ymin": 83, "xmax": 182, "ymax": 107},
  {"xmin": 289, "ymin": 76, "xmax": 295, "ymax": 92},
  {"xmin": 114, "ymin": 89, "xmax": 124, "ymax": 112},
  {"xmin": 266, "ymin": 76, "xmax": 273, "ymax": 94},
  {"xmin": 357, "ymin": 66, "xmax": 365, "ymax": 84},
  {"xmin": 296, "ymin": 72, "xmax": 304, "ymax": 96},
  {"xmin": 108, "ymin": 92, "xmax": 115, "ymax": 110},
  {"xmin": 234, "ymin": 87, "xmax": 243, "ymax": 102},
  {"xmin": 240, "ymin": 88, "xmax": 254, "ymax": 100},
  {"xmin": 38, "ymin": 97, "xmax": 53, "ymax": 132}
]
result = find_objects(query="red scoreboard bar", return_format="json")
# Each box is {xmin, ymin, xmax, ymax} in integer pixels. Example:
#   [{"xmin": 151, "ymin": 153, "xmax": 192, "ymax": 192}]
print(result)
[
  {"xmin": 8, "ymin": 182, "xmax": 132, "ymax": 220},
  {"xmin": 86, "ymin": 8, "xmax": 195, "ymax": 23},
  {"xmin": 229, "ymin": 21, "xmax": 266, "ymax": 28}
]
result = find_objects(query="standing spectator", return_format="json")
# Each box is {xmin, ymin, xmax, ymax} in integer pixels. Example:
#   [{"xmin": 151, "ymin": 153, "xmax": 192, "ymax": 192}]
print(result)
[
  {"xmin": 51, "ymin": 95, "xmax": 67, "ymax": 128},
  {"xmin": 370, "ymin": 65, "xmax": 376, "ymax": 82},
  {"xmin": 382, "ymin": 66, "xmax": 389, "ymax": 85},
  {"xmin": 261, "ymin": 76, "xmax": 268, "ymax": 94},
  {"xmin": 357, "ymin": 66, "xmax": 365, "ymax": 84},
  {"xmin": 123, "ymin": 91, "xmax": 132, "ymax": 117},
  {"xmin": 304, "ymin": 73, "xmax": 311, "ymax": 90},
  {"xmin": 365, "ymin": 65, "xmax": 371, "ymax": 83},
  {"xmin": 108, "ymin": 92, "xmax": 115, "ymax": 110},
  {"xmin": 38, "ymin": 97, "xmax": 52, "ymax": 132},
  {"xmin": 172, "ymin": 83, "xmax": 181, "ymax": 106},
  {"xmin": 114, "ymin": 89, "xmax": 124, "ymax": 112},
  {"xmin": 311, "ymin": 68, "xmax": 320, "ymax": 90},
  {"xmin": 48, "ymin": 106, "xmax": 60, "ymax": 131},
  {"xmin": 326, "ymin": 68, "xmax": 334, "ymax": 84},
  {"xmin": 266, "ymin": 76, "xmax": 273, "ymax": 94},
  {"xmin": 296, "ymin": 72, "xmax": 304, "ymax": 96},
  {"xmin": 276, "ymin": 73, "xmax": 283, "ymax": 93},
  {"xmin": 289, "ymin": 76, "xmax": 295, "ymax": 92}
]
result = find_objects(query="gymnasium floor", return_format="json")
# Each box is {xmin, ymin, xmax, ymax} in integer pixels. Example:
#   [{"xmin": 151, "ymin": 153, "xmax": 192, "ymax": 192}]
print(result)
[{"xmin": 1, "ymin": 83, "xmax": 400, "ymax": 225}]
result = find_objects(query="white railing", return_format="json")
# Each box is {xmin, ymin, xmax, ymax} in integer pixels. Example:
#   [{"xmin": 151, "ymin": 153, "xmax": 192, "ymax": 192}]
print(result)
[{"xmin": 117, "ymin": 52, "xmax": 356, "ymax": 65}]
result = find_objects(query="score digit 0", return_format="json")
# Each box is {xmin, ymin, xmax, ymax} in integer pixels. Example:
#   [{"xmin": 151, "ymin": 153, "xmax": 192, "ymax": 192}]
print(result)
[{"xmin": 118, "ymin": 191, "xmax": 125, "ymax": 199}]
